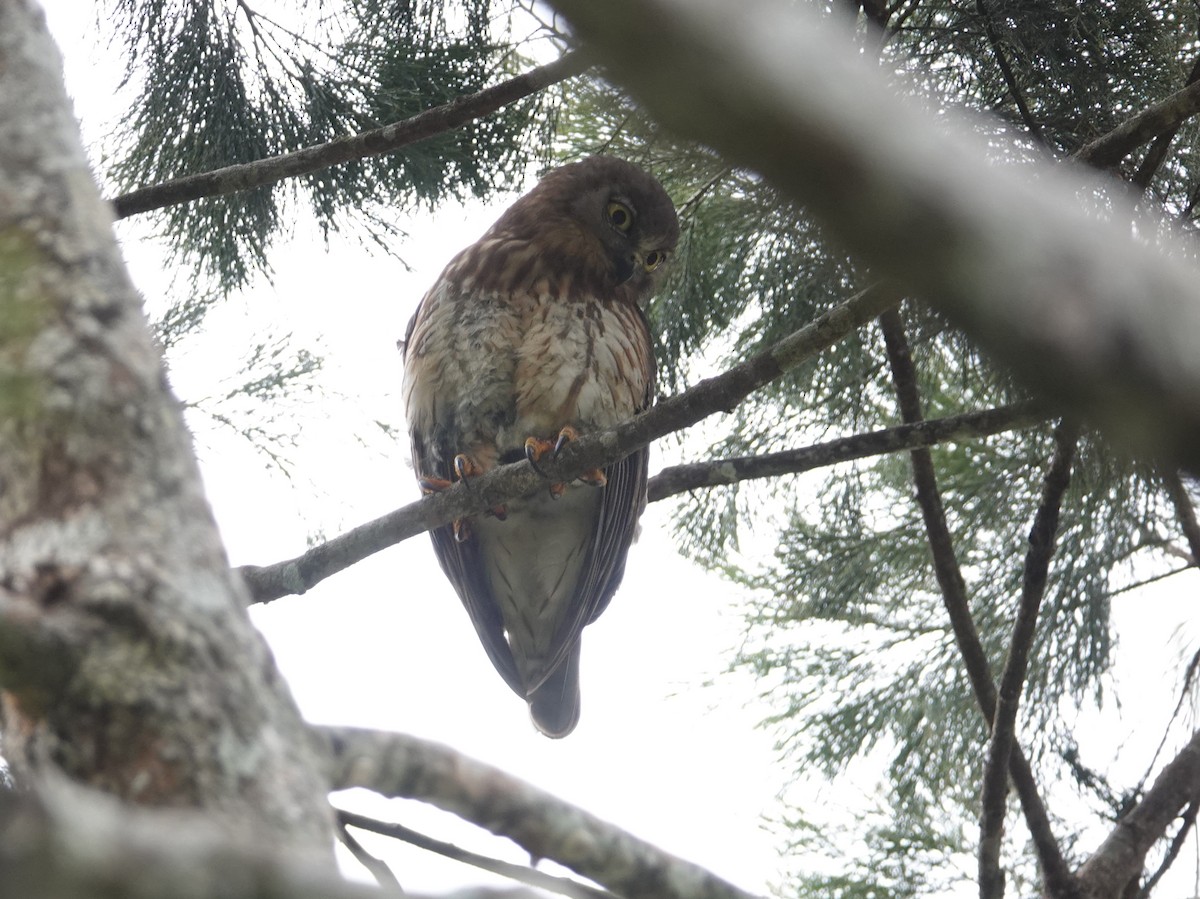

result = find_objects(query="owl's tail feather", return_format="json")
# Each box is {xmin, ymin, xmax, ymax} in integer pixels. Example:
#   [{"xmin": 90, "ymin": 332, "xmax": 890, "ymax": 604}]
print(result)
[{"xmin": 528, "ymin": 645, "xmax": 581, "ymax": 738}]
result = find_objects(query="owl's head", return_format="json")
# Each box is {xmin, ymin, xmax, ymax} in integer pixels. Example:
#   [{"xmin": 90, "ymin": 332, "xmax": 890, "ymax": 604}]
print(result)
[{"xmin": 487, "ymin": 156, "xmax": 680, "ymax": 302}]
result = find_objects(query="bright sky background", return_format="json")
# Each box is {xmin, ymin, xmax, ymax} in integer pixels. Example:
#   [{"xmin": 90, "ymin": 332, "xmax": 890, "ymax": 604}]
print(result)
[{"xmin": 40, "ymin": 1, "xmax": 1200, "ymax": 895}]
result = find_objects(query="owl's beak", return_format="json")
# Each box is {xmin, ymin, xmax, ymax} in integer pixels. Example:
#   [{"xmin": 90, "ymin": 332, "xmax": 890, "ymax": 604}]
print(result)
[{"xmin": 612, "ymin": 252, "xmax": 636, "ymax": 285}]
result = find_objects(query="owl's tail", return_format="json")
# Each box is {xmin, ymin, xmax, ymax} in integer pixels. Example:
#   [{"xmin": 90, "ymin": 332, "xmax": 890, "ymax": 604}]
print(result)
[{"xmin": 527, "ymin": 645, "xmax": 581, "ymax": 738}]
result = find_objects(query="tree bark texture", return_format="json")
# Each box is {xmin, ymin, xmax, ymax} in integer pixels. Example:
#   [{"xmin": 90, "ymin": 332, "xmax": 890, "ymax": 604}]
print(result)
[{"xmin": 0, "ymin": 0, "xmax": 332, "ymax": 854}]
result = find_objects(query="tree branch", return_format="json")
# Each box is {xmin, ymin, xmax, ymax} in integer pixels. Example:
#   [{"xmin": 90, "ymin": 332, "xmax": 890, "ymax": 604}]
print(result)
[
  {"xmin": 1164, "ymin": 472, "xmax": 1200, "ymax": 567},
  {"xmin": 1077, "ymin": 729, "xmax": 1200, "ymax": 898},
  {"xmin": 548, "ymin": 0, "xmax": 1200, "ymax": 472},
  {"xmin": 647, "ymin": 402, "xmax": 1045, "ymax": 503},
  {"xmin": 1138, "ymin": 796, "xmax": 1199, "ymax": 897},
  {"xmin": 319, "ymin": 726, "xmax": 763, "ymax": 899},
  {"xmin": 237, "ymin": 284, "xmax": 900, "ymax": 603},
  {"xmin": 0, "ymin": 782, "xmax": 430, "ymax": 899},
  {"xmin": 0, "ymin": 0, "xmax": 332, "ymax": 853},
  {"xmin": 1075, "ymin": 76, "xmax": 1200, "ymax": 170},
  {"xmin": 1129, "ymin": 55, "xmax": 1200, "ymax": 191},
  {"xmin": 974, "ymin": 0, "xmax": 1045, "ymax": 143},
  {"xmin": 336, "ymin": 818, "xmax": 403, "ymax": 893},
  {"xmin": 108, "ymin": 51, "xmax": 588, "ymax": 219},
  {"xmin": 337, "ymin": 809, "xmax": 616, "ymax": 899},
  {"xmin": 978, "ymin": 420, "xmax": 1079, "ymax": 899},
  {"xmin": 878, "ymin": 308, "xmax": 1077, "ymax": 898}
]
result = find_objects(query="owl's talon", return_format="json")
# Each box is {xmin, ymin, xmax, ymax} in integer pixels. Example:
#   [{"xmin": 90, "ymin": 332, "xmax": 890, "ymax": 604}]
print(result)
[
  {"xmin": 552, "ymin": 424, "xmax": 580, "ymax": 457},
  {"xmin": 454, "ymin": 453, "xmax": 485, "ymax": 485},
  {"xmin": 524, "ymin": 437, "xmax": 556, "ymax": 478},
  {"xmin": 453, "ymin": 518, "xmax": 472, "ymax": 543}
]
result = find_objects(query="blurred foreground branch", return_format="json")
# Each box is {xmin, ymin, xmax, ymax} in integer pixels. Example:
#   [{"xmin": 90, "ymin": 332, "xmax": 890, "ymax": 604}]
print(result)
[{"xmin": 550, "ymin": 0, "xmax": 1200, "ymax": 473}]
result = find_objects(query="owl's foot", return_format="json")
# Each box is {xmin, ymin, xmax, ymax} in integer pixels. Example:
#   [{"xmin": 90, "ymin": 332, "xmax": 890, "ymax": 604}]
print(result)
[
  {"xmin": 524, "ymin": 426, "xmax": 607, "ymax": 496},
  {"xmin": 417, "ymin": 454, "xmax": 506, "ymax": 539}
]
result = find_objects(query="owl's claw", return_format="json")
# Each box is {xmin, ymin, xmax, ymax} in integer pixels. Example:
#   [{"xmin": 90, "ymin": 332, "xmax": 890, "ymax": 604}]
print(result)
[
  {"xmin": 525, "ymin": 427, "xmax": 607, "ymax": 494},
  {"xmin": 418, "ymin": 455, "xmax": 505, "ymax": 537}
]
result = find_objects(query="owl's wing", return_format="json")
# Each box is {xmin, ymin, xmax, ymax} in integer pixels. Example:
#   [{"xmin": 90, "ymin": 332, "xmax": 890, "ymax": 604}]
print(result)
[
  {"xmin": 403, "ymin": 293, "xmax": 525, "ymax": 697},
  {"xmin": 408, "ymin": 426, "xmax": 525, "ymax": 697}
]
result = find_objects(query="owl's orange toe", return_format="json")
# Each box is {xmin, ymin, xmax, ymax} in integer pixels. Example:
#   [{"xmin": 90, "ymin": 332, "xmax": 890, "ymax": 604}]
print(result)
[
  {"xmin": 419, "ymin": 454, "xmax": 505, "ymax": 537},
  {"xmin": 525, "ymin": 427, "xmax": 606, "ymax": 492}
]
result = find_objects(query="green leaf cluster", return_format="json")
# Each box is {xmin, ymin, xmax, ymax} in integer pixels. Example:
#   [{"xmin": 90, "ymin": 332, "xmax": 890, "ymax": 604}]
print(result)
[{"xmin": 105, "ymin": 0, "xmax": 554, "ymax": 290}]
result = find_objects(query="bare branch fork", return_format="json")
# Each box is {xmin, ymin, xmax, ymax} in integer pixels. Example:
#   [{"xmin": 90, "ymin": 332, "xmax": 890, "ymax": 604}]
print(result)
[
  {"xmin": 878, "ymin": 307, "xmax": 1077, "ymax": 897},
  {"xmin": 236, "ymin": 284, "xmax": 902, "ymax": 602},
  {"xmin": 107, "ymin": 51, "xmax": 589, "ymax": 219}
]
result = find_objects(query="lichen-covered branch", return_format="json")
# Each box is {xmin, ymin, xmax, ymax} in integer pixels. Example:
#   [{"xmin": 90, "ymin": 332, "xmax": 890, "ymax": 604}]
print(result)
[
  {"xmin": 1076, "ymin": 729, "xmax": 1200, "ymax": 898},
  {"xmin": 0, "ymin": 0, "xmax": 331, "ymax": 853}
]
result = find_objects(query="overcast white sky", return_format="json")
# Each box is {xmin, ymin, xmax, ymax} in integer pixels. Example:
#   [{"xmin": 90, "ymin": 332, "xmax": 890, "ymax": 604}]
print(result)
[{"xmin": 40, "ymin": 1, "xmax": 1200, "ymax": 895}]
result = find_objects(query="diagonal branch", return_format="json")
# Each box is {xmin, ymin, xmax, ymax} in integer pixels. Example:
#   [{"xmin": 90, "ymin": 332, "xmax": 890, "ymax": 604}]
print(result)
[
  {"xmin": 978, "ymin": 420, "xmax": 1079, "ymax": 899},
  {"xmin": 1129, "ymin": 56, "xmax": 1200, "ymax": 191},
  {"xmin": 336, "ymin": 808, "xmax": 616, "ymax": 899},
  {"xmin": 1077, "ymin": 728, "xmax": 1200, "ymax": 895},
  {"xmin": 647, "ymin": 402, "xmax": 1047, "ymax": 502},
  {"xmin": 878, "ymin": 308, "xmax": 1078, "ymax": 898},
  {"xmin": 236, "ymin": 284, "xmax": 900, "ymax": 603},
  {"xmin": 974, "ymin": 0, "xmax": 1045, "ymax": 144},
  {"xmin": 319, "ymin": 725, "xmax": 763, "ymax": 899},
  {"xmin": 1164, "ymin": 471, "xmax": 1200, "ymax": 567},
  {"xmin": 108, "ymin": 51, "xmax": 588, "ymax": 219},
  {"xmin": 1074, "ymin": 77, "xmax": 1200, "ymax": 170},
  {"xmin": 335, "ymin": 818, "xmax": 402, "ymax": 892}
]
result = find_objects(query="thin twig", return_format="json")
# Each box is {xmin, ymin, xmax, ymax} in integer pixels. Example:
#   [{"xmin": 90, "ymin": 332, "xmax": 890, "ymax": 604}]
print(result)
[
  {"xmin": 647, "ymin": 402, "xmax": 1046, "ymax": 502},
  {"xmin": 108, "ymin": 51, "xmax": 589, "ymax": 218},
  {"xmin": 236, "ymin": 284, "xmax": 900, "ymax": 603},
  {"xmin": 337, "ymin": 808, "xmax": 616, "ymax": 899},
  {"xmin": 978, "ymin": 420, "xmax": 1079, "ymax": 899},
  {"xmin": 336, "ymin": 819, "xmax": 403, "ymax": 892},
  {"xmin": 878, "ymin": 306, "xmax": 1078, "ymax": 898}
]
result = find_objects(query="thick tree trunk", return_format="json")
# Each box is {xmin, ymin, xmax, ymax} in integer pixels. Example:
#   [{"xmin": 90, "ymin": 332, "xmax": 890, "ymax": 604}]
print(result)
[{"xmin": 0, "ymin": 0, "xmax": 332, "ymax": 854}]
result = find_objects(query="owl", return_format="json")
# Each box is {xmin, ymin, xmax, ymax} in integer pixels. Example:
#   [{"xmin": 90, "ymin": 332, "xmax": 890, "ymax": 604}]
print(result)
[{"xmin": 402, "ymin": 156, "xmax": 679, "ymax": 737}]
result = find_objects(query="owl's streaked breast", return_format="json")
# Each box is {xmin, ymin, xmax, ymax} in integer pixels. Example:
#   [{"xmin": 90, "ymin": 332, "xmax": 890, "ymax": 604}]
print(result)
[{"xmin": 403, "ymin": 278, "xmax": 651, "ymax": 473}]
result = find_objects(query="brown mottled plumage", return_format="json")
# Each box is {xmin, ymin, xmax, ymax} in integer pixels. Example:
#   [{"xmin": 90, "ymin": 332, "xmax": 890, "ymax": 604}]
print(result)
[{"xmin": 402, "ymin": 157, "xmax": 679, "ymax": 736}]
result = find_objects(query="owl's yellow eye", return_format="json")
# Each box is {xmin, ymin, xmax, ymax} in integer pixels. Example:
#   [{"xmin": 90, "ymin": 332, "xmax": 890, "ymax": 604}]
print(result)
[
  {"xmin": 607, "ymin": 201, "xmax": 633, "ymax": 232},
  {"xmin": 643, "ymin": 250, "xmax": 666, "ymax": 271}
]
